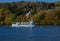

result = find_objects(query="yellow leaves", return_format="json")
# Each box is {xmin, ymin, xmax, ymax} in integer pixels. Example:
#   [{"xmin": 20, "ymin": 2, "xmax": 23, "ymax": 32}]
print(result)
[
  {"xmin": 4, "ymin": 10, "xmax": 11, "ymax": 17},
  {"xmin": 0, "ymin": 8, "xmax": 4, "ymax": 16},
  {"xmin": 0, "ymin": 21, "xmax": 4, "ymax": 25},
  {"xmin": 4, "ymin": 14, "xmax": 16, "ymax": 25},
  {"xmin": 4, "ymin": 15, "xmax": 10, "ymax": 25},
  {"xmin": 16, "ymin": 15, "xmax": 31, "ymax": 22},
  {"xmin": 32, "ymin": 10, "xmax": 46, "ymax": 20},
  {"xmin": 32, "ymin": 10, "xmax": 46, "ymax": 24},
  {"xmin": 32, "ymin": 7, "xmax": 60, "ymax": 25}
]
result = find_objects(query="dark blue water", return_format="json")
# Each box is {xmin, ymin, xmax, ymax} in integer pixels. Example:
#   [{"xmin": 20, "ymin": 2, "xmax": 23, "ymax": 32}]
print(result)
[{"xmin": 0, "ymin": 26, "xmax": 60, "ymax": 41}]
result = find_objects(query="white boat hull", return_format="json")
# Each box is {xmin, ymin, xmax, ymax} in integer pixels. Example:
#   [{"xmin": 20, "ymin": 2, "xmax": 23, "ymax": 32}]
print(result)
[
  {"xmin": 11, "ymin": 18, "xmax": 34, "ymax": 27},
  {"xmin": 11, "ymin": 24, "xmax": 34, "ymax": 27}
]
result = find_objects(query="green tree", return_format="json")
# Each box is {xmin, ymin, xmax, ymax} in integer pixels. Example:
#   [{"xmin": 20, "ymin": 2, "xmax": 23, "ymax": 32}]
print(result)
[{"xmin": 5, "ymin": 14, "xmax": 17, "ymax": 25}]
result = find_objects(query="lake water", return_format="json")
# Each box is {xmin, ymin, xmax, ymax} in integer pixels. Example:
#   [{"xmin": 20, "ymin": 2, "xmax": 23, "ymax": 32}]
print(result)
[{"xmin": 0, "ymin": 25, "xmax": 60, "ymax": 41}]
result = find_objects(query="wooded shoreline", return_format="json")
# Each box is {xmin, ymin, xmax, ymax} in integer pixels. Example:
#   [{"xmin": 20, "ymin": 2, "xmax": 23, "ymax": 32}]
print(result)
[{"xmin": 0, "ymin": 1, "xmax": 60, "ymax": 25}]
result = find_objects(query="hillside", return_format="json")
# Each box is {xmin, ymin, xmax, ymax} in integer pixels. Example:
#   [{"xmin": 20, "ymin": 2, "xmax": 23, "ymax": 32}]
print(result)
[{"xmin": 0, "ymin": 2, "xmax": 60, "ymax": 25}]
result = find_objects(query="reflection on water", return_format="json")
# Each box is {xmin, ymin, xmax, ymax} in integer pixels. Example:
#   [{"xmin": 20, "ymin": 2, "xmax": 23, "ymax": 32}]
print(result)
[{"xmin": 0, "ymin": 25, "xmax": 60, "ymax": 41}]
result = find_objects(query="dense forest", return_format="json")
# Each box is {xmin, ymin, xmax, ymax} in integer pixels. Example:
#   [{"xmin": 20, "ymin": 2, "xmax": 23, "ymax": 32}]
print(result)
[{"xmin": 0, "ymin": 1, "xmax": 60, "ymax": 25}]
